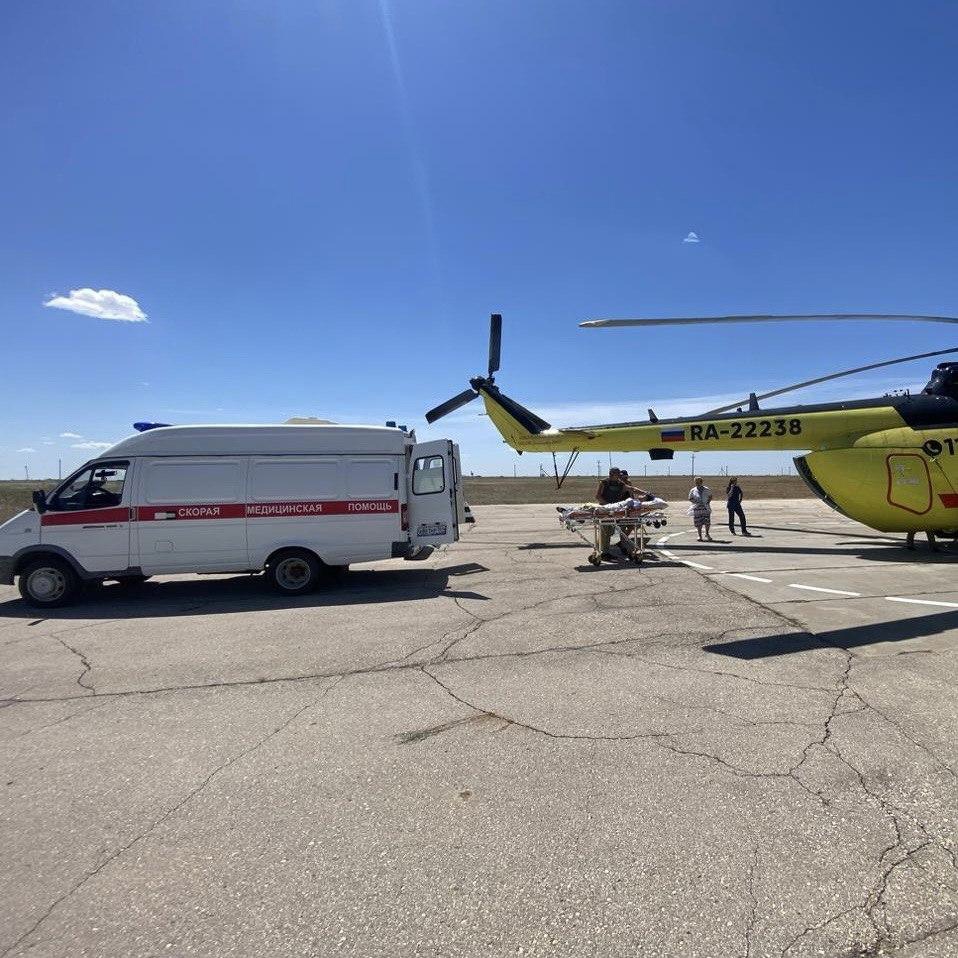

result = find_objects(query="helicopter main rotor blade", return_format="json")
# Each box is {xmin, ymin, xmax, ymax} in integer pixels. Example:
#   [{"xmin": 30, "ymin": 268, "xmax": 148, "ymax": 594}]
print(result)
[
  {"xmin": 580, "ymin": 313, "xmax": 958, "ymax": 328},
  {"xmin": 488, "ymin": 313, "xmax": 503, "ymax": 377},
  {"xmin": 701, "ymin": 346, "xmax": 958, "ymax": 416},
  {"xmin": 424, "ymin": 387, "xmax": 480, "ymax": 424}
]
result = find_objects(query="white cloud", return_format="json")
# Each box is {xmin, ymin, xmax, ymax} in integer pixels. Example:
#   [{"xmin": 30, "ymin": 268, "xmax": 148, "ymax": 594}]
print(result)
[
  {"xmin": 60, "ymin": 432, "xmax": 82, "ymax": 438},
  {"xmin": 682, "ymin": 231, "xmax": 700, "ymax": 244},
  {"xmin": 71, "ymin": 441, "xmax": 115, "ymax": 450},
  {"xmin": 17, "ymin": 447, "xmax": 36, "ymax": 453},
  {"xmin": 44, "ymin": 288, "xmax": 147, "ymax": 322},
  {"xmin": 42, "ymin": 440, "xmax": 55, "ymax": 445}
]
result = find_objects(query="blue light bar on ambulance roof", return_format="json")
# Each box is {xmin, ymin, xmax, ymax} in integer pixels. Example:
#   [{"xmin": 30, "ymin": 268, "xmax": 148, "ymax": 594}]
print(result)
[{"xmin": 133, "ymin": 422, "xmax": 172, "ymax": 432}]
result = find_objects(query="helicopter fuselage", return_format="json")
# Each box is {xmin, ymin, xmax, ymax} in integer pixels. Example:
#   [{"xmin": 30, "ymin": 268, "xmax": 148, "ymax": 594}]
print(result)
[{"xmin": 478, "ymin": 383, "xmax": 958, "ymax": 534}]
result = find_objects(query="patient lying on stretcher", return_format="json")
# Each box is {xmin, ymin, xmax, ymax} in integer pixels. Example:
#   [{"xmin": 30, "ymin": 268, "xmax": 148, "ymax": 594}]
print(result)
[{"xmin": 556, "ymin": 494, "xmax": 669, "ymax": 522}]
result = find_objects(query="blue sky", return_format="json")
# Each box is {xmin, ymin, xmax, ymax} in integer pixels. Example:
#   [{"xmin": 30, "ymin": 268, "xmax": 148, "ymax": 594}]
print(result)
[{"xmin": 2, "ymin": 1, "xmax": 957, "ymax": 480}]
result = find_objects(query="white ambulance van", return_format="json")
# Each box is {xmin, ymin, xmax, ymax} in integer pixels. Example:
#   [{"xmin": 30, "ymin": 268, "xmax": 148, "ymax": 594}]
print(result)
[{"xmin": 0, "ymin": 424, "xmax": 464, "ymax": 608}]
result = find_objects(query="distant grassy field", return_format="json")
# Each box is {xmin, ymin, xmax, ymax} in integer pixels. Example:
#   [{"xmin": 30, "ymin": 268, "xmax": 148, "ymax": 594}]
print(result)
[
  {"xmin": 0, "ymin": 475, "xmax": 812, "ymax": 524},
  {"xmin": 0, "ymin": 481, "xmax": 56, "ymax": 524}
]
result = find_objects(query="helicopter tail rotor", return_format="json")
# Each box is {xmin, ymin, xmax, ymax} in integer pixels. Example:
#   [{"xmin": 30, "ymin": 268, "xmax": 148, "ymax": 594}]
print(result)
[
  {"xmin": 424, "ymin": 314, "xmax": 553, "ymax": 440},
  {"xmin": 425, "ymin": 313, "xmax": 502, "ymax": 424},
  {"xmin": 488, "ymin": 312, "xmax": 502, "ymax": 377},
  {"xmin": 424, "ymin": 387, "xmax": 480, "ymax": 424}
]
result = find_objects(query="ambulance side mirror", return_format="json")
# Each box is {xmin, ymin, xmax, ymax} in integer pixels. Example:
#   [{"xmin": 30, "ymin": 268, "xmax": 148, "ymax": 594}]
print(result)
[{"xmin": 32, "ymin": 489, "xmax": 47, "ymax": 514}]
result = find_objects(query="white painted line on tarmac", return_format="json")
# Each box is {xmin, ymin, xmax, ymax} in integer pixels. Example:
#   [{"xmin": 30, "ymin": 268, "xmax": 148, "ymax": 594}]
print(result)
[
  {"xmin": 788, "ymin": 584, "xmax": 862, "ymax": 597},
  {"xmin": 656, "ymin": 545, "xmax": 714, "ymax": 571},
  {"xmin": 654, "ymin": 525, "xmax": 958, "ymax": 611},
  {"xmin": 885, "ymin": 596, "xmax": 958, "ymax": 609},
  {"xmin": 725, "ymin": 573, "xmax": 773, "ymax": 583},
  {"xmin": 655, "ymin": 531, "xmax": 684, "ymax": 545}
]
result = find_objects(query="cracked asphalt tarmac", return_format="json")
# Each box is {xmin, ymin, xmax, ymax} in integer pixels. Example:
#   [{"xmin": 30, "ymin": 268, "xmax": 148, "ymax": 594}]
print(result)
[{"xmin": 0, "ymin": 499, "xmax": 955, "ymax": 957}]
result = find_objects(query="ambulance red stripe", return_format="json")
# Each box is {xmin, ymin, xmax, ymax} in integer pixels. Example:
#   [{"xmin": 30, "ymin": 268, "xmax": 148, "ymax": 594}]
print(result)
[
  {"xmin": 246, "ymin": 499, "xmax": 399, "ymax": 517},
  {"xmin": 136, "ymin": 504, "xmax": 246, "ymax": 521},
  {"xmin": 137, "ymin": 499, "xmax": 399, "ymax": 521},
  {"xmin": 940, "ymin": 493, "xmax": 958, "ymax": 508},
  {"xmin": 41, "ymin": 507, "xmax": 130, "ymax": 527},
  {"xmin": 42, "ymin": 500, "xmax": 400, "ymax": 525}
]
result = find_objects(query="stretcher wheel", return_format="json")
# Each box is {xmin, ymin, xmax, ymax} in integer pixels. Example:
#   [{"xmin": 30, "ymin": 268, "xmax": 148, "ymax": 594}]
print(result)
[{"xmin": 589, "ymin": 554, "xmax": 601, "ymax": 566}]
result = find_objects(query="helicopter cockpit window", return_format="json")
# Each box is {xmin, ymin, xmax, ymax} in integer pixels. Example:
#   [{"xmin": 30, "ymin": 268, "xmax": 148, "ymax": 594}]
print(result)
[{"xmin": 49, "ymin": 462, "xmax": 129, "ymax": 511}]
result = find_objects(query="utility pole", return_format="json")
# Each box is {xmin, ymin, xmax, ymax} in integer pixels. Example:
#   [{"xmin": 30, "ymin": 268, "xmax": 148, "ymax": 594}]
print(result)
[
  {"xmin": 58, "ymin": 458, "xmax": 62, "ymax": 480},
  {"xmin": 24, "ymin": 465, "xmax": 29, "ymax": 480},
  {"xmin": 597, "ymin": 459, "xmax": 601, "ymax": 478},
  {"xmin": 690, "ymin": 452, "xmax": 695, "ymax": 478}
]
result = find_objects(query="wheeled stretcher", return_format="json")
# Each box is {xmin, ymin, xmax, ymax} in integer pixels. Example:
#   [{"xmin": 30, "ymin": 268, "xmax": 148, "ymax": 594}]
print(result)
[{"xmin": 556, "ymin": 497, "xmax": 669, "ymax": 565}]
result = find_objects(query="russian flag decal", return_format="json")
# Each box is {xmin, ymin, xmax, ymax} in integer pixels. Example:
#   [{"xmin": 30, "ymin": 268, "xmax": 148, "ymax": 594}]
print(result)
[{"xmin": 660, "ymin": 429, "xmax": 685, "ymax": 443}]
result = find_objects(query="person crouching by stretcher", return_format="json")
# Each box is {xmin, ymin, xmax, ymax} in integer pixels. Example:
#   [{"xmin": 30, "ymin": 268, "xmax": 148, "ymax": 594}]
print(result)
[{"xmin": 596, "ymin": 467, "xmax": 651, "ymax": 561}]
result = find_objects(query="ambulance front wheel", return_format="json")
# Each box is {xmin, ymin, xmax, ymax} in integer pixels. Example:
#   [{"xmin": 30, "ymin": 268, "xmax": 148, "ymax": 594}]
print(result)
[
  {"xmin": 265, "ymin": 549, "xmax": 322, "ymax": 596},
  {"xmin": 19, "ymin": 558, "xmax": 81, "ymax": 608}
]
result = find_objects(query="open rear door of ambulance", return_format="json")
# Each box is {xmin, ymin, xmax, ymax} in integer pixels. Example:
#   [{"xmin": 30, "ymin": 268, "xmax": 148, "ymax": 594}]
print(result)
[{"xmin": 408, "ymin": 440, "xmax": 460, "ymax": 549}]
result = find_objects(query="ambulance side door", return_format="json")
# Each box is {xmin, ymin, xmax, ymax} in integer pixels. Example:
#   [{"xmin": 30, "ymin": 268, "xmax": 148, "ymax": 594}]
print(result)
[
  {"xmin": 407, "ymin": 440, "xmax": 459, "ymax": 547},
  {"xmin": 134, "ymin": 458, "xmax": 248, "ymax": 572}
]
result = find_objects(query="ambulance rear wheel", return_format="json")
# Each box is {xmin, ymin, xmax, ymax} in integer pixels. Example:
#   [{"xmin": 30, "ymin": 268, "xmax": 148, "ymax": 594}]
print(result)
[
  {"xmin": 19, "ymin": 558, "xmax": 81, "ymax": 608},
  {"xmin": 266, "ymin": 549, "xmax": 322, "ymax": 596}
]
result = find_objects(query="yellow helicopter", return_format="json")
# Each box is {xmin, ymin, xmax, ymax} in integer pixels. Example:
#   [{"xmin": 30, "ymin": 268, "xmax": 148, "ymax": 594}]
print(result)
[{"xmin": 425, "ymin": 313, "xmax": 958, "ymax": 538}]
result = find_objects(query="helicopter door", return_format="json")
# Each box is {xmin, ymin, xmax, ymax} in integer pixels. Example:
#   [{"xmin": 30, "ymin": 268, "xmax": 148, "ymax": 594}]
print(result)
[
  {"xmin": 886, "ymin": 454, "xmax": 932, "ymax": 515},
  {"xmin": 408, "ymin": 440, "xmax": 460, "ymax": 547}
]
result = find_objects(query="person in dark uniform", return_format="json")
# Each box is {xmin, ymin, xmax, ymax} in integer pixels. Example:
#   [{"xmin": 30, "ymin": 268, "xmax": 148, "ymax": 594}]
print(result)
[
  {"xmin": 725, "ymin": 477, "xmax": 751, "ymax": 536},
  {"xmin": 595, "ymin": 467, "xmax": 648, "ymax": 559}
]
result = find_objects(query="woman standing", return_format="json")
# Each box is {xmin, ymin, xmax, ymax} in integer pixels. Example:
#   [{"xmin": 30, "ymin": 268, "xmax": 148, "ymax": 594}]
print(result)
[
  {"xmin": 726, "ymin": 477, "xmax": 750, "ymax": 536},
  {"xmin": 688, "ymin": 477, "xmax": 713, "ymax": 542}
]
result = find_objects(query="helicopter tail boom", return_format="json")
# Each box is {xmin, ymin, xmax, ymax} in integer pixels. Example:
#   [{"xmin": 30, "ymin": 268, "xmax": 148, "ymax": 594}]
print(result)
[{"xmin": 476, "ymin": 381, "xmax": 553, "ymax": 449}]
